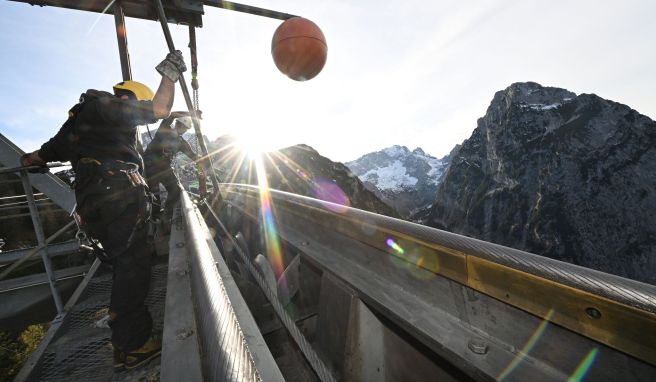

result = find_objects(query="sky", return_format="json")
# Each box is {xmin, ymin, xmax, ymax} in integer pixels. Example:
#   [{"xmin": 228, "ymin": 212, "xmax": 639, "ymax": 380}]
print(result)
[{"xmin": 0, "ymin": 0, "xmax": 655, "ymax": 163}]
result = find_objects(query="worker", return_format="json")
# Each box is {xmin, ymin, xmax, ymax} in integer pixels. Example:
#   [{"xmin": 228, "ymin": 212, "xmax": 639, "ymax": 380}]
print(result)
[
  {"xmin": 20, "ymin": 51, "xmax": 187, "ymax": 370},
  {"xmin": 143, "ymin": 111, "xmax": 201, "ymax": 222}
]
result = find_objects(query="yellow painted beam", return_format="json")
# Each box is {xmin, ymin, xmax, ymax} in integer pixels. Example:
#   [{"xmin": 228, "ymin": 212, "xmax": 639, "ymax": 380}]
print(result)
[{"xmin": 468, "ymin": 256, "xmax": 656, "ymax": 366}]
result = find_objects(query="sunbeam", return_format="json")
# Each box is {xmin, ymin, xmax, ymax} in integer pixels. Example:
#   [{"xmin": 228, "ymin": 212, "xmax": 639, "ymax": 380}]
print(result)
[
  {"xmin": 567, "ymin": 348, "xmax": 599, "ymax": 382},
  {"xmin": 498, "ymin": 309, "xmax": 555, "ymax": 381},
  {"xmin": 252, "ymin": 153, "xmax": 285, "ymax": 278},
  {"xmin": 86, "ymin": 0, "xmax": 116, "ymax": 36}
]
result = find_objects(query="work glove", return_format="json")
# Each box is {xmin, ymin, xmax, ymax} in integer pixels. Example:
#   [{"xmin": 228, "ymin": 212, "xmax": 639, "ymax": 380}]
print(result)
[
  {"xmin": 29, "ymin": 166, "xmax": 50, "ymax": 174},
  {"xmin": 20, "ymin": 153, "xmax": 32, "ymax": 167},
  {"xmin": 20, "ymin": 152, "xmax": 49, "ymax": 174},
  {"xmin": 169, "ymin": 111, "xmax": 191, "ymax": 118},
  {"xmin": 156, "ymin": 50, "xmax": 187, "ymax": 83}
]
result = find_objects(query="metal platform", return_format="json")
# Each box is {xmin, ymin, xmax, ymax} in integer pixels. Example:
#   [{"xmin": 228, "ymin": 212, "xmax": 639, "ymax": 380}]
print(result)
[
  {"xmin": 33, "ymin": 263, "xmax": 168, "ymax": 382},
  {"xmin": 15, "ymin": 194, "xmax": 285, "ymax": 382}
]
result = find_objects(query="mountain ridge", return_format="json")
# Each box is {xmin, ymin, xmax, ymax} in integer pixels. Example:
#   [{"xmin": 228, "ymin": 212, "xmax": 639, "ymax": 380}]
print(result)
[{"xmin": 423, "ymin": 81, "xmax": 656, "ymax": 283}]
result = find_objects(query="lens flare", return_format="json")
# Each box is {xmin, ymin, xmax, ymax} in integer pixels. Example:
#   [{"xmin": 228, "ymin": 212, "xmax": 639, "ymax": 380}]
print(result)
[
  {"xmin": 567, "ymin": 348, "xmax": 599, "ymax": 382},
  {"xmin": 498, "ymin": 309, "xmax": 555, "ymax": 381},
  {"xmin": 385, "ymin": 238, "xmax": 439, "ymax": 280},
  {"xmin": 310, "ymin": 177, "xmax": 350, "ymax": 213},
  {"xmin": 386, "ymin": 238, "xmax": 405, "ymax": 254},
  {"xmin": 253, "ymin": 153, "xmax": 285, "ymax": 278}
]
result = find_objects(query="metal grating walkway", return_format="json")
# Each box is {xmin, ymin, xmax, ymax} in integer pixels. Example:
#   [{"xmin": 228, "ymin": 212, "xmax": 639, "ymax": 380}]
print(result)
[{"xmin": 35, "ymin": 263, "xmax": 169, "ymax": 382}]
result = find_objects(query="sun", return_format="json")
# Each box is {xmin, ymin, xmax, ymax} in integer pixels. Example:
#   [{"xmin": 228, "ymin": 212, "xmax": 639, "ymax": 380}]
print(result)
[
  {"xmin": 233, "ymin": 130, "xmax": 280, "ymax": 160},
  {"xmin": 233, "ymin": 134, "xmax": 266, "ymax": 160}
]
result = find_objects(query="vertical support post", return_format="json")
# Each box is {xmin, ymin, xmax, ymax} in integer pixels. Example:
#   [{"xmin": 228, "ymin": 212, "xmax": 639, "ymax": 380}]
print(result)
[
  {"xmin": 188, "ymin": 26, "xmax": 199, "ymax": 92},
  {"xmin": 20, "ymin": 172, "xmax": 64, "ymax": 314},
  {"xmin": 114, "ymin": 1, "xmax": 148, "ymax": 155},
  {"xmin": 113, "ymin": 1, "xmax": 132, "ymax": 81},
  {"xmin": 153, "ymin": 0, "xmax": 221, "ymax": 196}
]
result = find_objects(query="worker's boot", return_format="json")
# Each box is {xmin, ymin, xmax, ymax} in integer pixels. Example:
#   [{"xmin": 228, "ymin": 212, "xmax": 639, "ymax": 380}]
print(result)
[
  {"xmin": 113, "ymin": 348, "xmax": 125, "ymax": 370},
  {"xmin": 122, "ymin": 337, "xmax": 162, "ymax": 370}
]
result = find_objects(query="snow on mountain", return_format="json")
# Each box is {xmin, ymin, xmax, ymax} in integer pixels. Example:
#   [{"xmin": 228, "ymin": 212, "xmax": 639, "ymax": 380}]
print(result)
[
  {"xmin": 361, "ymin": 160, "xmax": 418, "ymax": 191},
  {"xmin": 346, "ymin": 145, "xmax": 453, "ymax": 217}
]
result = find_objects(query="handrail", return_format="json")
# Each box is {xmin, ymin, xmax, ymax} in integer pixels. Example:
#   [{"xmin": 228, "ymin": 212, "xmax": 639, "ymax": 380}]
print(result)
[
  {"xmin": 0, "ymin": 239, "xmax": 83, "ymax": 265},
  {"xmin": 221, "ymin": 183, "xmax": 656, "ymax": 368},
  {"xmin": 179, "ymin": 192, "xmax": 284, "ymax": 381},
  {"xmin": 0, "ymin": 220, "xmax": 76, "ymax": 281},
  {"xmin": 0, "ymin": 193, "xmax": 46, "ymax": 201}
]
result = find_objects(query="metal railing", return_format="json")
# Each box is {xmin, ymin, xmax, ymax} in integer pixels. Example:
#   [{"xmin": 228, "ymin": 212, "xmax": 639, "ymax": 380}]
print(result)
[
  {"xmin": 176, "ymin": 192, "xmax": 284, "ymax": 381},
  {"xmin": 0, "ymin": 134, "xmax": 83, "ymax": 318},
  {"xmin": 0, "ymin": 171, "xmax": 79, "ymax": 313},
  {"xmin": 219, "ymin": 183, "xmax": 656, "ymax": 381}
]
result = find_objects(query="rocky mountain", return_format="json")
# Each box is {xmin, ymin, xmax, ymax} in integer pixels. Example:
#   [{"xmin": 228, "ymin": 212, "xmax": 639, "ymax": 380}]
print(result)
[
  {"xmin": 211, "ymin": 138, "xmax": 398, "ymax": 217},
  {"xmin": 423, "ymin": 82, "xmax": 656, "ymax": 284},
  {"xmin": 346, "ymin": 145, "xmax": 454, "ymax": 217}
]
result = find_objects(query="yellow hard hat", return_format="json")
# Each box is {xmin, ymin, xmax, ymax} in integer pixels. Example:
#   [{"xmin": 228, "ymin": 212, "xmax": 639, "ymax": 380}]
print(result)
[{"xmin": 113, "ymin": 80, "xmax": 154, "ymax": 101}]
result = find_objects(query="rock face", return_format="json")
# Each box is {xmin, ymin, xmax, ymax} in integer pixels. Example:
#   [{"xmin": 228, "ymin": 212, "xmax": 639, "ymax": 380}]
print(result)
[
  {"xmin": 346, "ymin": 145, "xmax": 453, "ymax": 217},
  {"xmin": 212, "ymin": 139, "xmax": 398, "ymax": 218},
  {"xmin": 425, "ymin": 82, "xmax": 656, "ymax": 284}
]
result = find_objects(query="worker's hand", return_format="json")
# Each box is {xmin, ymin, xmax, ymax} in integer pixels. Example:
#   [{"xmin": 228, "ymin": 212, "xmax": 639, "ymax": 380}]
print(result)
[
  {"xmin": 20, "ymin": 151, "xmax": 46, "ymax": 167},
  {"xmin": 169, "ymin": 111, "xmax": 190, "ymax": 118},
  {"xmin": 20, "ymin": 152, "xmax": 49, "ymax": 174},
  {"xmin": 28, "ymin": 166, "xmax": 50, "ymax": 174},
  {"xmin": 156, "ymin": 50, "xmax": 187, "ymax": 83}
]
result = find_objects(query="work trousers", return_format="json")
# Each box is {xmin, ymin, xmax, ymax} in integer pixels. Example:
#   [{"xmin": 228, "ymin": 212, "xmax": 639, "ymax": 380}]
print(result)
[
  {"xmin": 145, "ymin": 160, "xmax": 181, "ymax": 220},
  {"xmin": 78, "ymin": 179, "xmax": 153, "ymax": 353}
]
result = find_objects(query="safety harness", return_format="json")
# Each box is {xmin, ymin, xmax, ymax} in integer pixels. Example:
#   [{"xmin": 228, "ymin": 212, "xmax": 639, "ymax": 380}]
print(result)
[
  {"xmin": 75, "ymin": 158, "xmax": 156, "ymax": 263},
  {"xmin": 62, "ymin": 93, "xmax": 156, "ymax": 263}
]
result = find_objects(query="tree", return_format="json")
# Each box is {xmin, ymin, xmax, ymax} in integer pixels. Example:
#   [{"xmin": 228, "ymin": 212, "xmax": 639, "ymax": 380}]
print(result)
[{"xmin": 0, "ymin": 324, "xmax": 46, "ymax": 382}]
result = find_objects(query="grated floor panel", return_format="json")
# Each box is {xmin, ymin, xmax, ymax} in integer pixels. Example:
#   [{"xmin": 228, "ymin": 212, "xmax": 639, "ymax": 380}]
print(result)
[{"xmin": 37, "ymin": 263, "xmax": 169, "ymax": 382}]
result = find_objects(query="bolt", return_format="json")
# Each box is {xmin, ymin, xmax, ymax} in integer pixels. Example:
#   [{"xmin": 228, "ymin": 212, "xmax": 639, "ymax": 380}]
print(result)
[
  {"xmin": 177, "ymin": 269, "xmax": 188, "ymax": 277},
  {"xmin": 176, "ymin": 242, "xmax": 185, "ymax": 248},
  {"xmin": 585, "ymin": 307, "xmax": 602, "ymax": 319},
  {"xmin": 468, "ymin": 339, "xmax": 488, "ymax": 355},
  {"xmin": 301, "ymin": 241, "xmax": 310, "ymax": 246},
  {"xmin": 176, "ymin": 328, "xmax": 194, "ymax": 340}
]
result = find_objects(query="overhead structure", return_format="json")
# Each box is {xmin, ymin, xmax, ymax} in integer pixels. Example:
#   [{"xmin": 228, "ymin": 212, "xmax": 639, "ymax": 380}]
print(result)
[
  {"xmin": 8, "ymin": 0, "xmax": 297, "ymax": 25},
  {"xmin": 9, "ymin": 0, "xmax": 306, "ymax": 198}
]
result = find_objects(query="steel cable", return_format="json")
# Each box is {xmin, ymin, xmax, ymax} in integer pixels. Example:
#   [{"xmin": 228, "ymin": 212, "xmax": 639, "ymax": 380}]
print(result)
[{"xmin": 206, "ymin": 201, "xmax": 337, "ymax": 382}]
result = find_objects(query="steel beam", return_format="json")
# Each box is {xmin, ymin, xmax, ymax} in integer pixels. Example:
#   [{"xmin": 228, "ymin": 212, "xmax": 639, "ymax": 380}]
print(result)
[
  {"xmin": 222, "ymin": 184, "xmax": 656, "ymax": 379},
  {"xmin": 8, "ymin": 0, "xmax": 204, "ymax": 27},
  {"xmin": 113, "ymin": 1, "xmax": 132, "ymax": 81},
  {"xmin": 20, "ymin": 171, "xmax": 64, "ymax": 313},
  {"xmin": 0, "ymin": 220, "xmax": 77, "ymax": 280},
  {"xmin": 0, "ymin": 239, "xmax": 82, "ymax": 265},
  {"xmin": 0, "ymin": 133, "xmax": 75, "ymax": 213},
  {"xmin": 160, "ymin": 203, "xmax": 202, "ymax": 382},
  {"xmin": 203, "ymin": 0, "xmax": 297, "ymax": 20}
]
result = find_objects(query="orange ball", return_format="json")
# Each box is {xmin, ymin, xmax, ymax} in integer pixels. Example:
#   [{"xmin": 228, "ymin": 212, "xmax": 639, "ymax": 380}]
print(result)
[{"xmin": 271, "ymin": 17, "xmax": 327, "ymax": 81}]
